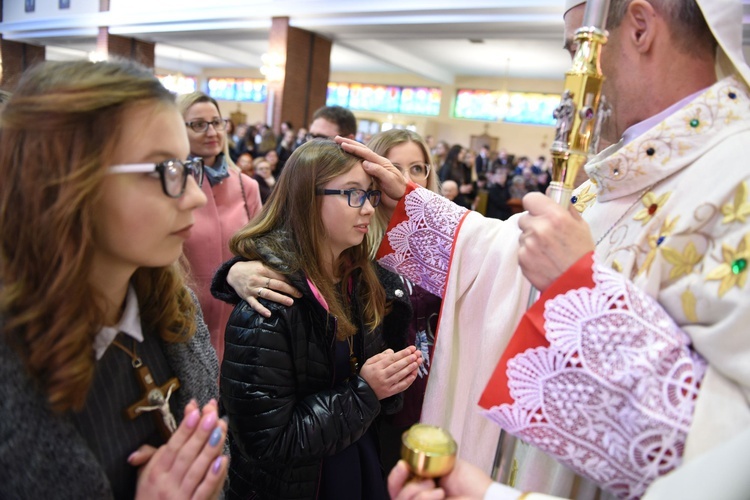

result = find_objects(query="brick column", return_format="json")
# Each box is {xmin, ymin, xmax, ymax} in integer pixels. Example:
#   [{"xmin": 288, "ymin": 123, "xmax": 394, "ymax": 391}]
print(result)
[
  {"xmin": 97, "ymin": 27, "xmax": 155, "ymax": 69},
  {"xmin": 0, "ymin": 36, "xmax": 45, "ymax": 92},
  {"xmin": 267, "ymin": 17, "xmax": 332, "ymax": 134}
]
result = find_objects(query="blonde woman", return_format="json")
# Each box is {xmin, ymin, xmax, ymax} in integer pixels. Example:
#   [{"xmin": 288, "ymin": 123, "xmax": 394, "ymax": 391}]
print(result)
[{"xmin": 178, "ymin": 92, "xmax": 262, "ymax": 363}]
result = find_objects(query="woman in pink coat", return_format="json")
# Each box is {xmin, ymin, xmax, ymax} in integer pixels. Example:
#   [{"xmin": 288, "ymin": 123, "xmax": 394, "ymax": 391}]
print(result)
[{"xmin": 178, "ymin": 92, "xmax": 262, "ymax": 363}]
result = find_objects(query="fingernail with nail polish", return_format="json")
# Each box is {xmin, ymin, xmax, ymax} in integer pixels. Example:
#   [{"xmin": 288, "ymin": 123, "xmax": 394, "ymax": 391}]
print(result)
[
  {"xmin": 202, "ymin": 411, "xmax": 218, "ymax": 431},
  {"xmin": 186, "ymin": 409, "xmax": 200, "ymax": 429},
  {"xmin": 209, "ymin": 426, "xmax": 223, "ymax": 447},
  {"xmin": 212, "ymin": 456, "xmax": 223, "ymax": 474}
]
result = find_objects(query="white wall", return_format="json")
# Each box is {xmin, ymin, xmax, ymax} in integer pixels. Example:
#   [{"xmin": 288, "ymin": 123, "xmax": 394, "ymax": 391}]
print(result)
[{"xmin": 3, "ymin": 0, "xmax": 99, "ymax": 22}]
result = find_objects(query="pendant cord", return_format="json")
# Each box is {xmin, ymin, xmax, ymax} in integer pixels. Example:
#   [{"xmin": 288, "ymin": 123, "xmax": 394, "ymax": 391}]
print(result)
[{"xmin": 111, "ymin": 335, "xmax": 143, "ymax": 368}]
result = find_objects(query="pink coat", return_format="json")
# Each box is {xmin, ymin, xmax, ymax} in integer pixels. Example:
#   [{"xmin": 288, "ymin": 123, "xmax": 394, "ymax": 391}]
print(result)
[{"xmin": 183, "ymin": 169, "xmax": 262, "ymax": 363}]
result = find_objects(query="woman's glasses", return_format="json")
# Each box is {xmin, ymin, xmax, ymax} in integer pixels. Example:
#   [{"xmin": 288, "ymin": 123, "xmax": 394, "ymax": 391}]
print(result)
[
  {"xmin": 108, "ymin": 158, "xmax": 204, "ymax": 198},
  {"xmin": 393, "ymin": 163, "xmax": 431, "ymax": 182},
  {"xmin": 185, "ymin": 119, "xmax": 228, "ymax": 133},
  {"xmin": 317, "ymin": 188, "xmax": 382, "ymax": 208}
]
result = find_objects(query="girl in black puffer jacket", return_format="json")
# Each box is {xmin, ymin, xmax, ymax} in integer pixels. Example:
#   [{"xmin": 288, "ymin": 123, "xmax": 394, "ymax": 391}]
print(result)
[{"xmin": 215, "ymin": 140, "xmax": 421, "ymax": 499}]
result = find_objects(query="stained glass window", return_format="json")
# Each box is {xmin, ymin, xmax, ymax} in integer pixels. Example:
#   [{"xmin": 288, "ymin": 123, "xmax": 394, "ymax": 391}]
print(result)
[
  {"xmin": 454, "ymin": 89, "xmax": 558, "ymax": 126},
  {"xmin": 157, "ymin": 74, "xmax": 197, "ymax": 95},
  {"xmin": 327, "ymin": 82, "xmax": 441, "ymax": 116},
  {"xmin": 207, "ymin": 78, "xmax": 267, "ymax": 102}
]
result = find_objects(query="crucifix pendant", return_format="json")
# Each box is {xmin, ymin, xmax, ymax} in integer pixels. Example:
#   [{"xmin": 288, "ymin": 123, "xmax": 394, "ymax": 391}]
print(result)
[{"xmin": 124, "ymin": 363, "xmax": 181, "ymax": 440}]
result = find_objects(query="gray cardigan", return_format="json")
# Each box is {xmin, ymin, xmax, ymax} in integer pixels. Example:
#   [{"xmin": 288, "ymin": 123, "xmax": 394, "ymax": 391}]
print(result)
[{"xmin": 0, "ymin": 291, "xmax": 220, "ymax": 499}]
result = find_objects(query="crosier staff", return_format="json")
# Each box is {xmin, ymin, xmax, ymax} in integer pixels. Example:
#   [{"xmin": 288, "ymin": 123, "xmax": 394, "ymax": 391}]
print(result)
[
  {"xmin": 527, "ymin": 0, "xmax": 612, "ymax": 308},
  {"xmin": 492, "ymin": 0, "xmax": 613, "ymax": 484}
]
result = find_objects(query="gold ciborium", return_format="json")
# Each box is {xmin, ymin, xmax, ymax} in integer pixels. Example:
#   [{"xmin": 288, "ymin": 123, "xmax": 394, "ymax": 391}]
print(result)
[{"xmin": 401, "ymin": 423, "xmax": 457, "ymax": 479}]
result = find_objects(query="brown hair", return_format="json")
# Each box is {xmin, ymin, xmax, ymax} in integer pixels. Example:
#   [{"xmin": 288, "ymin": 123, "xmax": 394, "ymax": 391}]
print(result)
[
  {"xmin": 311, "ymin": 105, "xmax": 357, "ymax": 138},
  {"xmin": 0, "ymin": 59, "xmax": 197, "ymax": 413},
  {"xmin": 230, "ymin": 140, "xmax": 385, "ymax": 339}
]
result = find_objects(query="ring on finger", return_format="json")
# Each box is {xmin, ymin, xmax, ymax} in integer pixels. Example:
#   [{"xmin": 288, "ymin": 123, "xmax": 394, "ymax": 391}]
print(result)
[
  {"xmin": 257, "ymin": 287, "xmax": 264, "ymax": 298},
  {"xmin": 266, "ymin": 277, "xmax": 272, "ymax": 288}
]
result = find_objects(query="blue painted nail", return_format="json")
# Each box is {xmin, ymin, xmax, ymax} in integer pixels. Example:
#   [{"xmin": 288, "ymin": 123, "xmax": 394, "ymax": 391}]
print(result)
[{"xmin": 209, "ymin": 426, "xmax": 223, "ymax": 447}]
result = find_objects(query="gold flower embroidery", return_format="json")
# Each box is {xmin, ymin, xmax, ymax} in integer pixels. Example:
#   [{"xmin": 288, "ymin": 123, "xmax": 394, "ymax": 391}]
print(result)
[
  {"xmin": 639, "ymin": 217, "xmax": 679, "ymax": 276},
  {"xmin": 572, "ymin": 184, "xmax": 597, "ymax": 213},
  {"xmin": 681, "ymin": 289, "xmax": 698, "ymax": 322},
  {"xmin": 706, "ymin": 234, "xmax": 750, "ymax": 298},
  {"xmin": 721, "ymin": 182, "xmax": 750, "ymax": 224},
  {"xmin": 634, "ymin": 191, "xmax": 672, "ymax": 225},
  {"xmin": 662, "ymin": 242, "xmax": 703, "ymax": 280}
]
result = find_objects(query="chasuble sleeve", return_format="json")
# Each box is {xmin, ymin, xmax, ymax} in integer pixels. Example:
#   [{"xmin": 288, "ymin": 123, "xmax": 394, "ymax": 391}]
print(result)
[
  {"xmin": 480, "ymin": 253, "xmax": 707, "ymax": 499},
  {"xmin": 376, "ymin": 183, "xmax": 470, "ymax": 298}
]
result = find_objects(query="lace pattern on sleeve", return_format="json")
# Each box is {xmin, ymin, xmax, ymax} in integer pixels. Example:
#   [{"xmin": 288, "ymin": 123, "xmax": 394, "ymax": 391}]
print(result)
[
  {"xmin": 483, "ymin": 263, "xmax": 707, "ymax": 499},
  {"xmin": 378, "ymin": 188, "xmax": 468, "ymax": 297}
]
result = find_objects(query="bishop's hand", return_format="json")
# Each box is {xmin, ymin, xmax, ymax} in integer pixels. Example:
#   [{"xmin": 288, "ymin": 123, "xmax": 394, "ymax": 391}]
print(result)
[{"xmin": 518, "ymin": 192, "xmax": 595, "ymax": 292}]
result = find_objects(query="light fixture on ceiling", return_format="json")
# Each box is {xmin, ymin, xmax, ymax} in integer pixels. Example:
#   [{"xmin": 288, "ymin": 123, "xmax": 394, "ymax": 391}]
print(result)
[
  {"xmin": 260, "ymin": 52, "xmax": 285, "ymax": 82},
  {"xmin": 87, "ymin": 50, "xmax": 108, "ymax": 62},
  {"xmin": 469, "ymin": 39, "xmax": 485, "ymax": 44}
]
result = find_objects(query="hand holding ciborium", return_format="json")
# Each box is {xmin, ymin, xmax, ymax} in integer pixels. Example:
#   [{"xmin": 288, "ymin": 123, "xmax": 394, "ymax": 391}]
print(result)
[{"xmin": 401, "ymin": 423, "xmax": 457, "ymax": 479}]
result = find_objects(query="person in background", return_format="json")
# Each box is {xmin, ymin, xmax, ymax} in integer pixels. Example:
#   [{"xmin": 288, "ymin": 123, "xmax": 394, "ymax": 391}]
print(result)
[
  {"xmin": 224, "ymin": 118, "xmax": 238, "ymax": 162},
  {"xmin": 475, "ymin": 144, "xmax": 491, "ymax": 176},
  {"xmin": 178, "ymin": 92, "xmax": 262, "ymax": 364},
  {"xmin": 364, "ymin": 129, "xmax": 443, "ymax": 472},
  {"xmin": 264, "ymin": 148, "xmax": 280, "ymax": 178},
  {"xmin": 252, "ymin": 158, "xmax": 276, "ymax": 204},
  {"xmin": 236, "ymin": 151, "xmax": 254, "ymax": 177},
  {"xmin": 274, "ymin": 120, "xmax": 291, "ymax": 144},
  {"xmin": 0, "ymin": 59, "xmax": 227, "ymax": 499},
  {"xmin": 294, "ymin": 126, "xmax": 308, "ymax": 150},
  {"xmin": 276, "ymin": 128, "xmax": 295, "ymax": 175},
  {"xmin": 438, "ymin": 144, "xmax": 471, "ymax": 185},
  {"xmin": 441, "ymin": 180, "xmax": 471, "ymax": 209},
  {"xmin": 485, "ymin": 166, "xmax": 514, "ymax": 221},
  {"xmin": 432, "ymin": 140, "xmax": 449, "ymax": 170},
  {"xmin": 236, "ymin": 124, "xmax": 259, "ymax": 159},
  {"xmin": 308, "ymin": 105, "xmax": 358, "ymax": 140},
  {"xmin": 215, "ymin": 140, "xmax": 421, "ymax": 499},
  {"xmin": 257, "ymin": 126, "xmax": 277, "ymax": 157}
]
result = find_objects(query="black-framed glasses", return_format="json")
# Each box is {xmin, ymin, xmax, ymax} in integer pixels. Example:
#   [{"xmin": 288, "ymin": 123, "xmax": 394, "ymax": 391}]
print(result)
[
  {"xmin": 306, "ymin": 132, "xmax": 330, "ymax": 141},
  {"xmin": 185, "ymin": 119, "xmax": 228, "ymax": 133},
  {"xmin": 394, "ymin": 162, "xmax": 431, "ymax": 181},
  {"xmin": 317, "ymin": 188, "xmax": 381, "ymax": 208},
  {"xmin": 108, "ymin": 158, "xmax": 204, "ymax": 198}
]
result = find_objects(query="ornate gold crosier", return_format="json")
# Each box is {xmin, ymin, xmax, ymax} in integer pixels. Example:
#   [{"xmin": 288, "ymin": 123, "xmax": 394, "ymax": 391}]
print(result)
[{"xmin": 492, "ymin": 0, "xmax": 613, "ymax": 484}]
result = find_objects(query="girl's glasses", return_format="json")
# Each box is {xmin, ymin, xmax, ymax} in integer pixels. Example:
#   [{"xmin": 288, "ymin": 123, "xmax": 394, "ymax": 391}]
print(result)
[
  {"xmin": 108, "ymin": 158, "xmax": 204, "ymax": 198},
  {"xmin": 317, "ymin": 188, "xmax": 382, "ymax": 208}
]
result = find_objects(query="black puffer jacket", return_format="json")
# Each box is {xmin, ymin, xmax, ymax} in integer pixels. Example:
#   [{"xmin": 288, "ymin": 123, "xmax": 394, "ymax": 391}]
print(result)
[{"xmin": 212, "ymin": 240, "xmax": 411, "ymax": 500}]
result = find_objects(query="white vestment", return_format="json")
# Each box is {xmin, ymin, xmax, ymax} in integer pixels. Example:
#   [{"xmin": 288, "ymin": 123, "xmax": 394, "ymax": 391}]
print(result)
[{"xmin": 377, "ymin": 75, "xmax": 750, "ymax": 497}]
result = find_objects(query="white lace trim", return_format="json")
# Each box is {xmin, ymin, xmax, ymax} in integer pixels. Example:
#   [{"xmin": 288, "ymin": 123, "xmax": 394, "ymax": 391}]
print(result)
[
  {"xmin": 483, "ymin": 263, "xmax": 707, "ymax": 499},
  {"xmin": 378, "ymin": 188, "xmax": 468, "ymax": 298}
]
